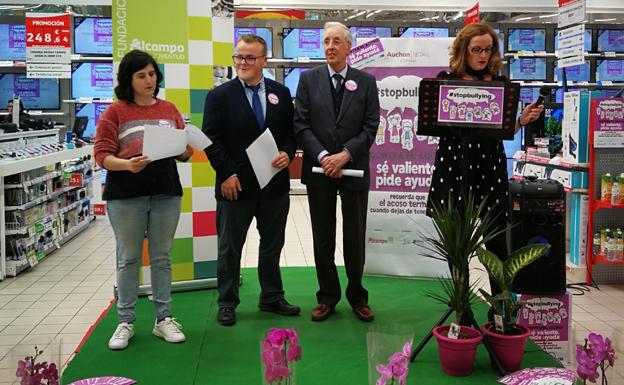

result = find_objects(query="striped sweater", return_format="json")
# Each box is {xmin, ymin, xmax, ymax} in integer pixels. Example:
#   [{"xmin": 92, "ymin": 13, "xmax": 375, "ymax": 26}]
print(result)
[{"xmin": 94, "ymin": 99, "xmax": 184, "ymax": 200}]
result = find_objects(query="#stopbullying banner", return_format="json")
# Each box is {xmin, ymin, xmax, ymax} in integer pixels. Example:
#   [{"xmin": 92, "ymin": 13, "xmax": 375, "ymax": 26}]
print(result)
[{"xmin": 363, "ymin": 38, "xmax": 453, "ymax": 277}]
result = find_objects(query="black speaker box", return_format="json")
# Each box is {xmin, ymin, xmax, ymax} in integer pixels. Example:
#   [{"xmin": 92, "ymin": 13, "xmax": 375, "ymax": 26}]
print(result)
[{"xmin": 508, "ymin": 179, "xmax": 566, "ymax": 295}]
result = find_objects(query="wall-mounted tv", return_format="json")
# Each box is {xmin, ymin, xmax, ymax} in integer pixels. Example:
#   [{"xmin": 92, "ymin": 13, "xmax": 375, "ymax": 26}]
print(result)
[
  {"xmin": 73, "ymin": 17, "xmax": 112, "ymax": 55},
  {"xmin": 554, "ymin": 61, "xmax": 591, "ymax": 82},
  {"xmin": 398, "ymin": 27, "xmax": 449, "ymax": 38},
  {"xmin": 234, "ymin": 27, "xmax": 273, "ymax": 58},
  {"xmin": 0, "ymin": 24, "xmax": 26, "ymax": 61},
  {"xmin": 349, "ymin": 26, "xmax": 392, "ymax": 45},
  {"xmin": 508, "ymin": 57, "xmax": 547, "ymax": 81},
  {"xmin": 284, "ymin": 67, "xmax": 309, "ymax": 98},
  {"xmin": 596, "ymin": 59, "xmax": 624, "ymax": 82},
  {"xmin": 75, "ymin": 102, "xmax": 109, "ymax": 140},
  {"xmin": 0, "ymin": 74, "xmax": 60, "ymax": 110},
  {"xmin": 283, "ymin": 28, "xmax": 324, "ymax": 59},
  {"xmin": 71, "ymin": 62, "xmax": 114, "ymax": 99},
  {"xmin": 554, "ymin": 29, "xmax": 592, "ymax": 52},
  {"xmin": 553, "ymin": 88, "xmax": 581, "ymax": 103},
  {"xmin": 519, "ymin": 87, "xmax": 541, "ymax": 105},
  {"xmin": 507, "ymin": 28, "xmax": 546, "ymax": 52},
  {"xmin": 597, "ymin": 29, "xmax": 624, "ymax": 52}
]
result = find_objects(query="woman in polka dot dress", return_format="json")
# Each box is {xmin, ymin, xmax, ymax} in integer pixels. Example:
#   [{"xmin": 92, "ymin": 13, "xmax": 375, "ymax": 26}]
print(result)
[{"xmin": 426, "ymin": 22, "xmax": 543, "ymax": 297}]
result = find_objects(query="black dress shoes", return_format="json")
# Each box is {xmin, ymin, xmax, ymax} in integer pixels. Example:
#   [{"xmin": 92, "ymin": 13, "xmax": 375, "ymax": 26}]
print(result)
[
  {"xmin": 258, "ymin": 299, "xmax": 301, "ymax": 316},
  {"xmin": 217, "ymin": 307, "xmax": 236, "ymax": 326}
]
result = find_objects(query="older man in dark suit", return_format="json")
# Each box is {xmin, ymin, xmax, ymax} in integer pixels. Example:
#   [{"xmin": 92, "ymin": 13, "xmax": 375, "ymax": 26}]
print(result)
[
  {"xmin": 294, "ymin": 22, "xmax": 380, "ymax": 322},
  {"xmin": 203, "ymin": 34, "xmax": 299, "ymax": 326}
]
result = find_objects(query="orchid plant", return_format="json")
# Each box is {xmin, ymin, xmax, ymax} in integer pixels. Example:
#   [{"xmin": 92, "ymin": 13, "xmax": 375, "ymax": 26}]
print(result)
[
  {"xmin": 15, "ymin": 346, "xmax": 59, "ymax": 385},
  {"xmin": 375, "ymin": 339, "xmax": 413, "ymax": 385},
  {"xmin": 261, "ymin": 328, "xmax": 302, "ymax": 385},
  {"xmin": 575, "ymin": 333, "xmax": 616, "ymax": 385}
]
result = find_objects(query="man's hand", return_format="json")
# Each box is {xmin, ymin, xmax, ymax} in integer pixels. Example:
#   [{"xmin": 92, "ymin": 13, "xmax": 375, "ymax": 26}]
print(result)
[
  {"xmin": 271, "ymin": 151, "xmax": 290, "ymax": 169},
  {"xmin": 321, "ymin": 150, "xmax": 351, "ymax": 179},
  {"xmin": 127, "ymin": 156, "xmax": 150, "ymax": 173},
  {"xmin": 221, "ymin": 175, "xmax": 242, "ymax": 201}
]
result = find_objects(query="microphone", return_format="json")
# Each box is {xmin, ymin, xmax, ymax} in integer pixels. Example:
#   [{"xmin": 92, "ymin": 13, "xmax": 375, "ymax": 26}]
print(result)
[{"xmin": 535, "ymin": 87, "xmax": 549, "ymax": 106}]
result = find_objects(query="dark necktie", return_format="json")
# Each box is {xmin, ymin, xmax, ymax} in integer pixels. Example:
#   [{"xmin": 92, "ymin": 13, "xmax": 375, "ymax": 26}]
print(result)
[
  {"xmin": 246, "ymin": 83, "xmax": 264, "ymax": 129},
  {"xmin": 332, "ymin": 73, "xmax": 343, "ymax": 90}
]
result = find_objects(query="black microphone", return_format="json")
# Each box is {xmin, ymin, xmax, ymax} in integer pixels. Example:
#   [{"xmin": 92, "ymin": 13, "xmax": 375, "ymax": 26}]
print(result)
[{"xmin": 535, "ymin": 87, "xmax": 549, "ymax": 106}]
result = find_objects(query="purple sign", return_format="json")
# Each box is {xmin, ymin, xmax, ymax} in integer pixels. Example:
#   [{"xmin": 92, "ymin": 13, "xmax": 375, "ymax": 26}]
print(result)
[
  {"xmin": 607, "ymin": 60, "xmax": 623, "ymax": 75},
  {"xmin": 592, "ymin": 98, "xmax": 624, "ymax": 148},
  {"xmin": 498, "ymin": 368, "xmax": 575, "ymax": 385},
  {"xmin": 299, "ymin": 29, "xmax": 320, "ymax": 50},
  {"xmin": 93, "ymin": 19, "xmax": 112, "ymax": 43},
  {"xmin": 67, "ymin": 377, "xmax": 136, "ymax": 385},
  {"xmin": 9, "ymin": 25, "xmax": 25, "ymax": 49},
  {"xmin": 520, "ymin": 58, "xmax": 536, "ymax": 73},
  {"xmin": 519, "ymin": 30, "xmax": 536, "ymax": 45},
  {"xmin": 608, "ymin": 30, "xmax": 624, "ymax": 46},
  {"xmin": 438, "ymin": 85, "xmax": 504, "ymax": 125},
  {"xmin": 14, "ymin": 77, "xmax": 40, "ymax": 97},
  {"xmin": 347, "ymin": 38, "xmax": 384, "ymax": 69},
  {"xmin": 91, "ymin": 64, "xmax": 113, "ymax": 88}
]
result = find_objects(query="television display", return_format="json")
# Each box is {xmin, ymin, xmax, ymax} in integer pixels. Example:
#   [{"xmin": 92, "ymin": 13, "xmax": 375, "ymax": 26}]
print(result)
[
  {"xmin": 519, "ymin": 87, "xmax": 541, "ymax": 105},
  {"xmin": 554, "ymin": 29, "xmax": 592, "ymax": 52},
  {"xmin": 75, "ymin": 102, "xmax": 109, "ymax": 140},
  {"xmin": 263, "ymin": 68, "xmax": 275, "ymax": 81},
  {"xmin": 284, "ymin": 67, "xmax": 309, "ymax": 98},
  {"xmin": 507, "ymin": 28, "xmax": 546, "ymax": 52},
  {"xmin": 349, "ymin": 26, "xmax": 392, "ymax": 45},
  {"xmin": 543, "ymin": 104, "xmax": 563, "ymax": 156},
  {"xmin": 508, "ymin": 58, "xmax": 547, "ymax": 81},
  {"xmin": 0, "ymin": 24, "xmax": 25, "ymax": 61},
  {"xmin": 398, "ymin": 27, "xmax": 449, "ymax": 38},
  {"xmin": 493, "ymin": 28, "xmax": 505, "ymax": 55},
  {"xmin": 234, "ymin": 27, "xmax": 273, "ymax": 57},
  {"xmin": 73, "ymin": 17, "xmax": 112, "ymax": 55},
  {"xmin": 0, "ymin": 74, "xmax": 60, "ymax": 110},
  {"xmin": 553, "ymin": 88, "xmax": 581, "ymax": 103},
  {"xmin": 283, "ymin": 28, "xmax": 324, "ymax": 59},
  {"xmin": 596, "ymin": 59, "xmax": 624, "ymax": 82},
  {"xmin": 597, "ymin": 29, "xmax": 624, "ymax": 52},
  {"xmin": 554, "ymin": 61, "xmax": 591, "ymax": 82},
  {"xmin": 71, "ymin": 62, "xmax": 114, "ymax": 99}
]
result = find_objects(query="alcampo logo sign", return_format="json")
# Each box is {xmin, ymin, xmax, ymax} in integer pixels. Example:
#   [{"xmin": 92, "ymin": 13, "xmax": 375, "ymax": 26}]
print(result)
[{"xmin": 130, "ymin": 38, "xmax": 185, "ymax": 61}]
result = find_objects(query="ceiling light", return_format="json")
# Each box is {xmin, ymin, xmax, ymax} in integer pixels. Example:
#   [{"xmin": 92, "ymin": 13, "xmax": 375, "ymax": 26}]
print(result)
[
  {"xmin": 355, "ymin": 10, "xmax": 367, "ymax": 16},
  {"xmin": 515, "ymin": 16, "xmax": 533, "ymax": 21},
  {"xmin": 430, "ymin": 15, "xmax": 440, "ymax": 20},
  {"xmin": 539, "ymin": 13, "xmax": 558, "ymax": 18},
  {"xmin": 594, "ymin": 18, "xmax": 616, "ymax": 22},
  {"xmin": 452, "ymin": 12, "xmax": 463, "ymax": 20}
]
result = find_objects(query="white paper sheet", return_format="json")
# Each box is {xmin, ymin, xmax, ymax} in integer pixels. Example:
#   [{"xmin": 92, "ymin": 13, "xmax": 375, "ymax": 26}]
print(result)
[
  {"xmin": 142, "ymin": 124, "xmax": 187, "ymax": 161},
  {"xmin": 185, "ymin": 124, "xmax": 212, "ymax": 150},
  {"xmin": 245, "ymin": 128, "xmax": 280, "ymax": 189},
  {"xmin": 312, "ymin": 166, "xmax": 364, "ymax": 178}
]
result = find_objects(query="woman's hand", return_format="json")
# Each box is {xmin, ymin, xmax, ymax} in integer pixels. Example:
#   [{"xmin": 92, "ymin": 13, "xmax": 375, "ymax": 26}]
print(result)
[
  {"xmin": 127, "ymin": 156, "xmax": 151, "ymax": 173},
  {"xmin": 177, "ymin": 145, "xmax": 194, "ymax": 161},
  {"xmin": 519, "ymin": 102, "xmax": 545, "ymax": 126}
]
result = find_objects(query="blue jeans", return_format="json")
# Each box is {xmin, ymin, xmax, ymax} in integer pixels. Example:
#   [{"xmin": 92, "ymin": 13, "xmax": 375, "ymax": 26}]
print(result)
[{"xmin": 107, "ymin": 195, "xmax": 181, "ymax": 323}]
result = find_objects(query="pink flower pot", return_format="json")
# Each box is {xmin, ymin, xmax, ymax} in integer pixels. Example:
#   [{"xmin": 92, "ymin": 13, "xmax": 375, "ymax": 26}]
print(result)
[
  {"xmin": 481, "ymin": 322, "xmax": 531, "ymax": 372},
  {"xmin": 432, "ymin": 325, "xmax": 483, "ymax": 376}
]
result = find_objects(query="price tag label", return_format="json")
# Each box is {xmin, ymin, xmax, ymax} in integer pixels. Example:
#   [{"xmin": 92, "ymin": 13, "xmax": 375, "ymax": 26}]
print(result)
[
  {"xmin": 28, "ymin": 255, "xmax": 39, "ymax": 267},
  {"xmin": 93, "ymin": 203, "xmax": 106, "ymax": 216},
  {"xmin": 494, "ymin": 314, "xmax": 505, "ymax": 332},
  {"xmin": 448, "ymin": 323, "xmax": 461, "ymax": 340},
  {"xmin": 68, "ymin": 173, "xmax": 83, "ymax": 187}
]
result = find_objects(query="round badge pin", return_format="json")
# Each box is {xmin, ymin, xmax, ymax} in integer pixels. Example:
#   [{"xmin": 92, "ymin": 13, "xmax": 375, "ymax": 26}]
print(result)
[
  {"xmin": 345, "ymin": 80, "xmax": 357, "ymax": 92},
  {"xmin": 268, "ymin": 93, "xmax": 279, "ymax": 105}
]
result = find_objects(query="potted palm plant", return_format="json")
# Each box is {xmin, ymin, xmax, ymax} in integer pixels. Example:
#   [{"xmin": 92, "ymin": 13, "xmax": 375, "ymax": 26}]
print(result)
[
  {"xmin": 425, "ymin": 193, "xmax": 502, "ymax": 377},
  {"xmin": 476, "ymin": 242, "xmax": 551, "ymax": 372}
]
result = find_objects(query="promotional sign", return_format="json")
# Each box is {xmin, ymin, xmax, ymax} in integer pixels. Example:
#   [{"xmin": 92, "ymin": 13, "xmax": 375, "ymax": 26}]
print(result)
[
  {"xmin": 557, "ymin": 24, "xmax": 585, "ymax": 68},
  {"xmin": 25, "ymin": 13, "xmax": 71, "ymax": 78},
  {"xmin": 465, "ymin": 2, "xmax": 479, "ymax": 25},
  {"xmin": 591, "ymin": 98, "xmax": 624, "ymax": 148},
  {"xmin": 437, "ymin": 84, "xmax": 504, "ymax": 126},
  {"xmin": 347, "ymin": 38, "xmax": 384, "ymax": 69},
  {"xmin": 92, "ymin": 204, "xmax": 106, "ymax": 216},
  {"xmin": 558, "ymin": 0, "xmax": 586, "ymax": 28},
  {"xmin": 363, "ymin": 38, "xmax": 452, "ymax": 278}
]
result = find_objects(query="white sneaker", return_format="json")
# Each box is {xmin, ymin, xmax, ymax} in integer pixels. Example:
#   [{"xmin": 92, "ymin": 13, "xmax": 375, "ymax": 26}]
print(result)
[
  {"xmin": 108, "ymin": 322, "xmax": 134, "ymax": 350},
  {"xmin": 153, "ymin": 317, "xmax": 186, "ymax": 343}
]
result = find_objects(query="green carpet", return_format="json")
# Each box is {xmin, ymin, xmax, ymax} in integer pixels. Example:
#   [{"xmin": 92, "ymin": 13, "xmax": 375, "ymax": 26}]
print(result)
[{"xmin": 61, "ymin": 267, "xmax": 560, "ymax": 384}]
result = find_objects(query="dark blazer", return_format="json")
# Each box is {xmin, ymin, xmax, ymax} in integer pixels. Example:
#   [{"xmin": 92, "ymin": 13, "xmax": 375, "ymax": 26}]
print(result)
[
  {"xmin": 202, "ymin": 77, "xmax": 295, "ymax": 201},
  {"xmin": 293, "ymin": 65, "xmax": 379, "ymax": 191}
]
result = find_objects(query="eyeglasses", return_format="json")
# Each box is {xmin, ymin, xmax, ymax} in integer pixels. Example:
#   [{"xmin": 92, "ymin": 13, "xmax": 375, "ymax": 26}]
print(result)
[
  {"xmin": 468, "ymin": 46, "xmax": 495, "ymax": 55},
  {"xmin": 232, "ymin": 55, "xmax": 265, "ymax": 64}
]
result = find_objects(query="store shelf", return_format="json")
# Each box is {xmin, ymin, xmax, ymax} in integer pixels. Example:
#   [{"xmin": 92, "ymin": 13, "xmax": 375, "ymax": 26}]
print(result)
[
  {"xmin": 4, "ymin": 171, "xmax": 62, "ymax": 189},
  {"xmin": 0, "ymin": 145, "xmax": 93, "ymax": 177},
  {"xmin": 513, "ymin": 157, "xmax": 589, "ymax": 172},
  {"xmin": 593, "ymin": 201, "xmax": 624, "ymax": 213},
  {"xmin": 593, "ymin": 255, "xmax": 624, "ymax": 265},
  {"xmin": 6, "ymin": 196, "xmax": 92, "ymax": 235}
]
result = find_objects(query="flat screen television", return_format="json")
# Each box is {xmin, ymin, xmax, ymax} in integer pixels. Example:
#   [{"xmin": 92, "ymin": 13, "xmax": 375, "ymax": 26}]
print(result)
[
  {"xmin": 508, "ymin": 57, "xmax": 547, "ymax": 81},
  {"xmin": 284, "ymin": 67, "xmax": 309, "ymax": 98},
  {"xmin": 0, "ymin": 24, "xmax": 26, "ymax": 61},
  {"xmin": 554, "ymin": 61, "xmax": 591, "ymax": 82},
  {"xmin": 507, "ymin": 28, "xmax": 546, "ymax": 52},
  {"xmin": 71, "ymin": 62, "xmax": 114, "ymax": 100},
  {"xmin": 234, "ymin": 27, "xmax": 273, "ymax": 57},
  {"xmin": 0, "ymin": 74, "xmax": 60, "ymax": 110},
  {"xmin": 349, "ymin": 26, "xmax": 392, "ymax": 45},
  {"xmin": 553, "ymin": 88, "xmax": 581, "ymax": 103},
  {"xmin": 263, "ymin": 68, "xmax": 275, "ymax": 81},
  {"xmin": 282, "ymin": 28, "xmax": 323, "ymax": 59},
  {"xmin": 596, "ymin": 59, "xmax": 624, "ymax": 82},
  {"xmin": 554, "ymin": 29, "xmax": 592, "ymax": 52},
  {"xmin": 73, "ymin": 17, "xmax": 112, "ymax": 55},
  {"xmin": 75, "ymin": 102, "xmax": 109, "ymax": 140},
  {"xmin": 519, "ymin": 87, "xmax": 541, "ymax": 105},
  {"xmin": 398, "ymin": 27, "xmax": 449, "ymax": 38},
  {"xmin": 597, "ymin": 29, "xmax": 624, "ymax": 52}
]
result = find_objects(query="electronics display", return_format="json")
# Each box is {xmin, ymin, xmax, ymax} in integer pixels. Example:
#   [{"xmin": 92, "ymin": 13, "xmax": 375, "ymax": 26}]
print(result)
[
  {"xmin": 284, "ymin": 67, "xmax": 309, "ymax": 98},
  {"xmin": 543, "ymin": 103, "xmax": 563, "ymax": 156},
  {"xmin": 398, "ymin": 27, "xmax": 449, "ymax": 38},
  {"xmin": 73, "ymin": 17, "xmax": 112, "ymax": 55},
  {"xmin": 508, "ymin": 57, "xmax": 547, "ymax": 81},
  {"xmin": 596, "ymin": 59, "xmax": 624, "ymax": 82},
  {"xmin": 507, "ymin": 28, "xmax": 546, "ymax": 52},
  {"xmin": 234, "ymin": 27, "xmax": 273, "ymax": 57},
  {"xmin": 554, "ymin": 29, "xmax": 592, "ymax": 52},
  {"xmin": 283, "ymin": 28, "xmax": 324, "ymax": 59},
  {"xmin": 71, "ymin": 62, "xmax": 114, "ymax": 99},
  {"xmin": 554, "ymin": 61, "xmax": 591, "ymax": 82},
  {"xmin": 263, "ymin": 68, "xmax": 275, "ymax": 81},
  {"xmin": 75, "ymin": 102, "xmax": 109, "ymax": 140},
  {"xmin": 519, "ymin": 87, "xmax": 541, "ymax": 105},
  {"xmin": 0, "ymin": 24, "xmax": 26, "ymax": 61},
  {"xmin": 553, "ymin": 88, "xmax": 580, "ymax": 103},
  {"xmin": 349, "ymin": 26, "xmax": 392, "ymax": 45},
  {"xmin": 597, "ymin": 29, "xmax": 624, "ymax": 52},
  {"xmin": 493, "ymin": 28, "xmax": 505, "ymax": 55},
  {"xmin": 0, "ymin": 74, "xmax": 60, "ymax": 110}
]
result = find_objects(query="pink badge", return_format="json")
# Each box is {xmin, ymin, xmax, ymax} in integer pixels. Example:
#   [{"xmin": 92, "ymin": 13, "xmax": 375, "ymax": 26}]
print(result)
[
  {"xmin": 345, "ymin": 80, "xmax": 357, "ymax": 92},
  {"xmin": 268, "ymin": 93, "xmax": 279, "ymax": 105}
]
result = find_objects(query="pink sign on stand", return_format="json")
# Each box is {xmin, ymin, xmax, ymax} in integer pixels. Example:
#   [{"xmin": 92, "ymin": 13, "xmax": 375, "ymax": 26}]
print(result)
[
  {"xmin": 437, "ymin": 84, "xmax": 505, "ymax": 126},
  {"xmin": 67, "ymin": 377, "xmax": 136, "ymax": 385}
]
